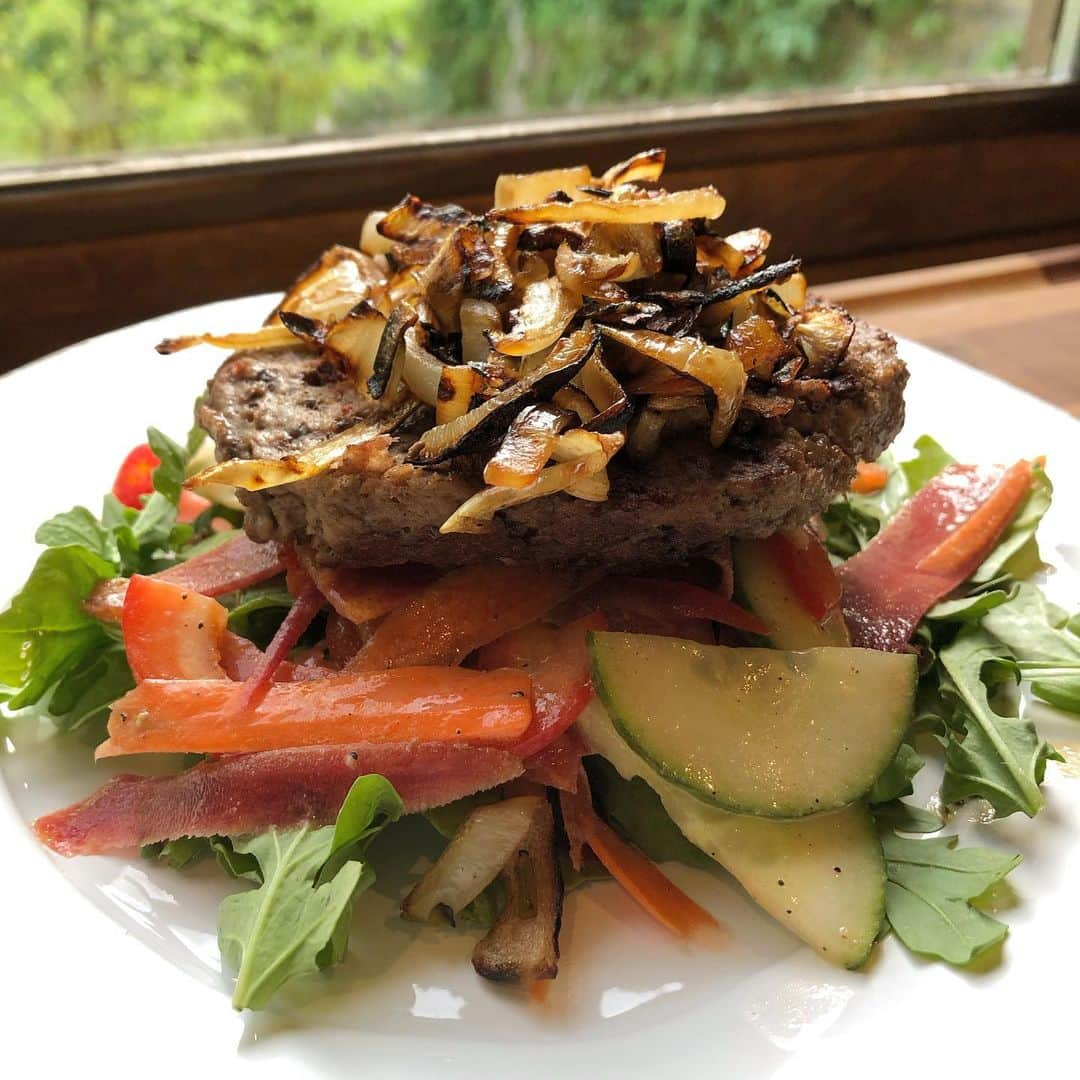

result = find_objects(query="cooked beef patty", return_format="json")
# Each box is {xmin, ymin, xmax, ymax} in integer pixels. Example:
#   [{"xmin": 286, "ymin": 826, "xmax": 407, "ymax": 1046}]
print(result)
[{"xmin": 199, "ymin": 309, "xmax": 906, "ymax": 570}]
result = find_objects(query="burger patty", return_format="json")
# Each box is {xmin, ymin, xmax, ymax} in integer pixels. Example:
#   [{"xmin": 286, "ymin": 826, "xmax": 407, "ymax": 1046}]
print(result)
[{"xmin": 199, "ymin": 309, "xmax": 907, "ymax": 570}]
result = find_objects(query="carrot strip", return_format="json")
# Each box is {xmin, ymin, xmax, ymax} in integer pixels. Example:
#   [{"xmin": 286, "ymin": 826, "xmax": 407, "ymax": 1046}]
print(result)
[
  {"xmin": 349, "ymin": 564, "xmax": 584, "ymax": 670},
  {"xmin": 297, "ymin": 549, "xmax": 439, "ymax": 626},
  {"xmin": 587, "ymin": 817, "xmax": 720, "ymax": 938},
  {"xmin": 850, "ymin": 461, "xmax": 889, "ymax": 494},
  {"xmin": 97, "ymin": 667, "xmax": 533, "ymax": 757},
  {"xmin": 915, "ymin": 460, "xmax": 1033, "ymax": 575}
]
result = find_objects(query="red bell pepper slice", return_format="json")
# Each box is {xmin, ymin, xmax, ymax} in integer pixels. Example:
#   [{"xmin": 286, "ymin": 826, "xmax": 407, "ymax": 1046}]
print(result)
[
  {"xmin": 762, "ymin": 527, "xmax": 842, "ymax": 622},
  {"xmin": 477, "ymin": 611, "xmax": 605, "ymax": 761}
]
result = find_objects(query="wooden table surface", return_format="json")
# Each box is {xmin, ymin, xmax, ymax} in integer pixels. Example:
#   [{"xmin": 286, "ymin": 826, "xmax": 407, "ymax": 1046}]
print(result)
[{"xmin": 824, "ymin": 244, "xmax": 1080, "ymax": 417}]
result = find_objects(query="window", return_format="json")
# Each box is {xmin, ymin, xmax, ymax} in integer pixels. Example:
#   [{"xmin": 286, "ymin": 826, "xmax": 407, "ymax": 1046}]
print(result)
[{"xmin": 1, "ymin": 0, "xmax": 1075, "ymax": 171}]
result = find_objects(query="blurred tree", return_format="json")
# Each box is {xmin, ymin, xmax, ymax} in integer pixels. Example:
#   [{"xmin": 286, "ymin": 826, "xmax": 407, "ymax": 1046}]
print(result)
[{"xmin": 0, "ymin": 0, "xmax": 1030, "ymax": 166}]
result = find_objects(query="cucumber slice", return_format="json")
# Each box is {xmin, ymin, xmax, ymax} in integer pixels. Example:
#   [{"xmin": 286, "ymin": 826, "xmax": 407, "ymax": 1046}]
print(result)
[
  {"xmin": 589, "ymin": 632, "xmax": 915, "ymax": 818},
  {"xmin": 733, "ymin": 539, "xmax": 850, "ymax": 648},
  {"xmin": 578, "ymin": 699, "xmax": 885, "ymax": 969}
]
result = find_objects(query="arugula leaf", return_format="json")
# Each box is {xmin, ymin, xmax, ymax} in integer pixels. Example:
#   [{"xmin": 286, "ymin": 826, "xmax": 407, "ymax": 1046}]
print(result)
[
  {"xmin": 868, "ymin": 743, "xmax": 924, "ymax": 804},
  {"xmin": 1030, "ymin": 678, "xmax": 1080, "ymax": 714},
  {"xmin": 882, "ymin": 832, "xmax": 1020, "ymax": 964},
  {"xmin": 873, "ymin": 801, "xmax": 943, "ymax": 834},
  {"xmin": 317, "ymin": 774, "xmax": 403, "ymax": 885},
  {"xmin": 210, "ymin": 837, "xmax": 263, "ymax": 882},
  {"xmin": 925, "ymin": 589, "xmax": 1012, "ymax": 624},
  {"xmin": 147, "ymin": 427, "xmax": 187, "ymax": 505},
  {"xmin": 899, "ymin": 434, "xmax": 955, "ymax": 493},
  {"xmin": 981, "ymin": 582, "xmax": 1080, "ymax": 664},
  {"xmin": 46, "ymin": 639, "xmax": 134, "ymax": 742},
  {"xmin": 938, "ymin": 627, "xmax": 1058, "ymax": 818},
  {"xmin": 0, "ymin": 546, "xmax": 115, "ymax": 708},
  {"xmin": 35, "ymin": 507, "xmax": 118, "ymax": 564},
  {"xmin": 224, "ymin": 584, "xmax": 295, "ymax": 649},
  {"xmin": 586, "ymin": 755, "xmax": 712, "ymax": 869},
  {"xmin": 218, "ymin": 775, "xmax": 403, "ymax": 1010},
  {"xmin": 971, "ymin": 462, "xmax": 1051, "ymax": 584},
  {"xmin": 143, "ymin": 836, "xmax": 211, "ymax": 870}
]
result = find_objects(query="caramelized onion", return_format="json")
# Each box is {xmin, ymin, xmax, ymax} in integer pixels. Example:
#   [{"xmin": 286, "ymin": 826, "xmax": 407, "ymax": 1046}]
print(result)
[
  {"xmin": 155, "ymin": 325, "xmax": 298, "ymax": 355},
  {"xmin": 794, "ymin": 305, "xmax": 855, "ymax": 375},
  {"xmin": 494, "ymin": 165, "xmax": 592, "ymax": 209},
  {"xmin": 483, "ymin": 404, "xmax": 572, "ymax": 489},
  {"xmin": 460, "ymin": 299, "xmax": 503, "ymax": 365},
  {"xmin": 440, "ymin": 431, "xmax": 622, "ymax": 534},
  {"xmin": 600, "ymin": 147, "xmax": 666, "ymax": 187},
  {"xmin": 186, "ymin": 400, "xmax": 420, "ymax": 491},
  {"xmin": 487, "ymin": 276, "xmax": 581, "ymax": 358},
  {"xmin": 402, "ymin": 324, "xmax": 444, "ymax": 406},
  {"xmin": 276, "ymin": 244, "xmax": 386, "ymax": 324},
  {"xmin": 598, "ymin": 325, "xmax": 745, "ymax": 446},
  {"xmin": 493, "ymin": 186, "xmax": 725, "ymax": 225}
]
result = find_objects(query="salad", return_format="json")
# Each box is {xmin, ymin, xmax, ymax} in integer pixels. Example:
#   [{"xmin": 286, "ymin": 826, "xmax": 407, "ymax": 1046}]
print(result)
[{"xmin": 2, "ymin": 151, "xmax": 1079, "ymax": 1012}]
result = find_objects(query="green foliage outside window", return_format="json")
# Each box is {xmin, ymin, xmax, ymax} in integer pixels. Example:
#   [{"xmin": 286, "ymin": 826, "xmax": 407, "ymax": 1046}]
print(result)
[{"xmin": 0, "ymin": 0, "xmax": 1028, "ymax": 166}]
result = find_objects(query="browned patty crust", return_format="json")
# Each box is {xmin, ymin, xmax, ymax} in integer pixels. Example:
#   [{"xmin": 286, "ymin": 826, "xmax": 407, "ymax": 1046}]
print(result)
[{"xmin": 199, "ymin": 310, "xmax": 906, "ymax": 570}]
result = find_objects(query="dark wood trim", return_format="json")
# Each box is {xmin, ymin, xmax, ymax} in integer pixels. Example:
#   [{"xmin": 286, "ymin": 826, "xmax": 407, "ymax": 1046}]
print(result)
[{"xmin": 2, "ymin": 80, "xmax": 1077, "ymax": 250}]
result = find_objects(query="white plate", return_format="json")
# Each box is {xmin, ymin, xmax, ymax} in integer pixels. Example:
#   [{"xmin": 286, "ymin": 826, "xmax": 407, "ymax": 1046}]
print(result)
[{"xmin": 2, "ymin": 297, "xmax": 1078, "ymax": 1079}]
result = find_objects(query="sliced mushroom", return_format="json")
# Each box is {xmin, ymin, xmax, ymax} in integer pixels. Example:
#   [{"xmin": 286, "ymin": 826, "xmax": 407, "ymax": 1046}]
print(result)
[{"xmin": 471, "ymin": 799, "xmax": 563, "ymax": 985}]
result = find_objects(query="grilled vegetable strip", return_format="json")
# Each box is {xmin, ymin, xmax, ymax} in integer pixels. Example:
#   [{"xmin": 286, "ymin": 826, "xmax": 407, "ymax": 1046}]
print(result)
[
  {"xmin": 187, "ymin": 401, "xmax": 419, "ymax": 491},
  {"xmin": 402, "ymin": 796, "xmax": 543, "ymax": 923},
  {"xmin": 472, "ymin": 799, "xmax": 563, "ymax": 984},
  {"xmin": 440, "ymin": 431, "xmax": 623, "ymax": 534},
  {"xmin": 484, "ymin": 405, "xmax": 572, "ymax": 488},
  {"xmin": 85, "ymin": 536, "xmax": 286, "ymax": 624},
  {"xmin": 34, "ymin": 743, "xmax": 524, "ymax": 857},
  {"xmin": 763, "ymin": 528, "xmax": 843, "ymax": 623},
  {"xmin": 233, "ymin": 567, "xmax": 325, "ymax": 712},
  {"xmin": 96, "ymin": 667, "xmax": 534, "ymax": 757},
  {"xmin": 122, "ymin": 575, "xmax": 229, "ymax": 681},
  {"xmin": 477, "ymin": 612, "xmax": 604, "ymax": 760},
  {"xmin": 297, "ymin": 553, "xmax": 439, "ymax": 627},
  {"xmin": 611, "ymin": 578, "xmax": 768, "ymax": 636},
  {"xmin": 598, "ymin": 325, "xmax": 745, "ymax": 447},
  {"xmin": 493, "ymin": 186, "xmax": 725, "ymax": 225},
  {"xmin": 562, "ymin": 766, "xmax": 720, "ymax": 937},
  {"xmin": 916, "ymin": 460, "xmax": 1033, "ymax": 575},
  {"xmin": 587, "ymin": 817, "xmax": 719, "ymax": 938},
  {"xmin": 840, "ymin": 462, "xmax": 1032, "ymax": 651},
  {"xmin": 156, "ymin": 325, "xmax": 298, "ymax": 355},
  {"xmin": 350, "ymin": 564, "xmax": 584, "ymax": 670}
]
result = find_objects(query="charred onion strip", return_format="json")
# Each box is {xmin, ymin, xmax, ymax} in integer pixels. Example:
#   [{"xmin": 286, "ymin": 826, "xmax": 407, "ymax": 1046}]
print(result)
[
  {"xmin": 440, "ymin": 431, "xmax": 623, "ymax": 533},
  {"xmin": 487, "ymin": 276, "xmax": 581, "ymax": 357},
  {"xmin": 484, "ymin": 404, "xmax": 573, "ymax": 488},
  {"xmin": 492, "ymin": 186, "xmax": 725, "ymax": 225},
  {"xmin": 369, "ymin": 303, "xmax": 418, "ymax": 399},
  {"xmin": 406, "ymin": 327, "xmax": 598, "ymax": 467},
  {"xmin": 402, "ymin": 796, "xmax": 542, "ymax": 924},
  {"xmin": 495, "ymin": 165, "xmax": 592, "ymax": 210},
  {"xmin": 573, "ymin": 352, "xmax": 631, "ymax": 432},
  {"xmin": 156, "ymin": 325, "xmax": 297, "ymax": 355},
  {"xmin": 272, "ymin": 244, "xmax": 387, "ymax": 324},
  {"xmin": 598, "ymin": 326, "xmax": 745, "ymax": 447},
  {"xmin": 186, "ymin": 400, "xmax": 419, "ymax": 491},
  {"xmin": 600, "ymin": 147, "xmax": 666, "ymax": 187}
]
